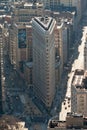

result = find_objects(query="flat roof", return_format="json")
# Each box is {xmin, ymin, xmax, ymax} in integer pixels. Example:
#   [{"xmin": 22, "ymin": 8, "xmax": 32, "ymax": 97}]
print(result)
[{"xmin": 72, "ymin": 69, "xmax": 87, "ymax": 90}]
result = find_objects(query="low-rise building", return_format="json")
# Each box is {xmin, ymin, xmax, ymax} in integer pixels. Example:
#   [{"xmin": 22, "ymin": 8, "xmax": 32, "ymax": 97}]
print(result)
[
  {"xmin": 0, "ymin": 115, "xmax": 28, "ymax": 130},
  {"xmin": 47, "ymin": 112, "xmax": 87, "ymax": 130}
]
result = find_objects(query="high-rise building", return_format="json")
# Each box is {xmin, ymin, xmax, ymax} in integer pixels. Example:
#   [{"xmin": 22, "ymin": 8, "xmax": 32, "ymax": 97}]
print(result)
[
  {"xmin": 55, "ymin": 19, "xmax": 69, "ymax": 79},
  {"xmin": 9, "ymin": 23, "xmax": 32, "ymax": 71},
  {"xmin": 42, "ymin": 0, "xmax": 74, "ymax": 9},
  {"xmin": 42, "ymin": 0, "xmax": 87, "ymax": 23},
  {"xmin": 44, "ymin": 10, "xmax": 76, "ymax": 59},
  {"xmin": 71, "ymin": 69, "xmax": 87, "ymax": 116},
  {"xmin": 32, "ymin": 16, "xmax": 56, "ymax": 108},
  {"xmin": 11, "ymin": 2, "xmax": 44, "ymax": 22},
  {"xmin": 54, "ymin": 20, "xmax": 66, "ymax": 84}
]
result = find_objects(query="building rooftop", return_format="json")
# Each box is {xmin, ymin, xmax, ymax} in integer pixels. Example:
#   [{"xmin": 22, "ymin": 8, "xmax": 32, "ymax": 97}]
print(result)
[
  {"xmin": 34, "ymin": 16, "xmax": 54, "ymax": 31},
  {"xmin": 14, "ymin": 22, "xmax": 32, "ymax": 28},
  {"xmin": 12, "ymin": 2, "xmax": 43, "ymax": 9},
  {"xmin": 53, "ymin": 11, "xmax": 75, "ymax": 18},
  {"xmin": 24, "ymin": 3, "xmax": 33, "ymax": 7},
  {"xmin": 48, "ymin": 120, "xmax": 66, "ymax": 129},
  {"xmin": 67, "ymin": 112, "xmax": 83, "ymax": 118},
  {"xmin": 72, "ymin": 69, "xmax": 87, "ymax": 90},
  {"xmin": 44, "ymin": 11, "xmax": 73, "ymax": 28}
]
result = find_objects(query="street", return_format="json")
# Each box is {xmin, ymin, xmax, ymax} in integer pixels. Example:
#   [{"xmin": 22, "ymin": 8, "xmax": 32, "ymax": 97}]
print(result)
[{"xmin": 59, "ymin": 11, "xmax": 87, "ymax": 121}]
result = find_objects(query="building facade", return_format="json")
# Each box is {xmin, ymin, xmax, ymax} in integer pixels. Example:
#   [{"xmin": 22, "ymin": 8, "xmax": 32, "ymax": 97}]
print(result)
[
  {"xmin": 9, "ymin": 23, "xmax": 32, "ymax": 72},
  {"xmin": 0, "ymin": 25, "xmax": 3, "ymax": 114},
  {"xmin": 44, "ymin": 10, "xmax": 76, "ymax": 59},
  {"xmin": 32, "ymin": 17, "xmax": 56, "ymax": 108},
  {"xmin": 84, "ymin": 36, "xmax": 87, "ymax": 70},
  {"xmin": 54, "ymin": 21, "xmax": 65, "ymax": 84}
]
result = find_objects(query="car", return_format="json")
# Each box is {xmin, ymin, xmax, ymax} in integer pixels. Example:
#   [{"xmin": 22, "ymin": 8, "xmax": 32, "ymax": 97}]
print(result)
[
  {"xmin": 68, "ymin": 97, "xmax": 71, "ymax": 101},
  {"xmin": 65, "ymin": 107, "xmax": 67, "ymax": 110},
  {"xmin": 68, "ymin": 101, "xmax": 70, "ymax": 103}
]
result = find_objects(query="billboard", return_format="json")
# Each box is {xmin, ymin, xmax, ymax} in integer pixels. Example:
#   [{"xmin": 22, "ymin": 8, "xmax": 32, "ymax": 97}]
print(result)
[{"xmin": 18, "ymin": 29, "xmax": 26, "ymax": 48}]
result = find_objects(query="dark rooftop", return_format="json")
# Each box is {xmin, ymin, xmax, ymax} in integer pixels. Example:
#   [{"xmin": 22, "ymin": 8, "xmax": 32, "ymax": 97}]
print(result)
[{"xmin": 34, "ymin": 17, "xmax": 54, "ymax": 31}]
